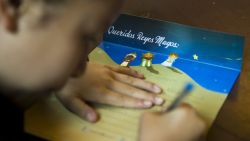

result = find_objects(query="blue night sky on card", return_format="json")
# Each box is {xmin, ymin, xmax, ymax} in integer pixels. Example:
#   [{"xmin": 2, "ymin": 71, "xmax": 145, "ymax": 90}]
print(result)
[
  {"xmin": 100, "ymin": 14, "xmax": 244, "ymax": 94},
  {"xmin": 104, "ymin": 14, "xmax": 244, "ymax": 71}
]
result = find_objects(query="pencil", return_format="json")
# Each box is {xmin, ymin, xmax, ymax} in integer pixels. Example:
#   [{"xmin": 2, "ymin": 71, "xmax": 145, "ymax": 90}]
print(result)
[{"xmin": 165, "ymin": 83, "xmax": 194, "ymax": 112}]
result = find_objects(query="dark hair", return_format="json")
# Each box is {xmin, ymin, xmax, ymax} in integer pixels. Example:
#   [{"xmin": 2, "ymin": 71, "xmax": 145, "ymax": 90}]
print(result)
[{"xmin": 8, "ymin": 0, "xmax": 22, "ymax": 8}]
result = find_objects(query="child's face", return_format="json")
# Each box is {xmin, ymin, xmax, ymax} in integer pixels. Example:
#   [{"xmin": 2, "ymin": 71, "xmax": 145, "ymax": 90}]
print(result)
[{"xmin": 0, "ymin": 0, "xmax": 123, "ymax": 92}]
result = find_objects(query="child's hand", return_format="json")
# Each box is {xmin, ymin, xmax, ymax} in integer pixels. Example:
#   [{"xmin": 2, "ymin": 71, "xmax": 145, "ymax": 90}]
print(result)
[
  {"xmin": 56, "ymin": 63, "xmax": 164, "ymax": 122},
  {"xmin": 139, "ymin": 104, "xmax": 206, "ymax": 141}
]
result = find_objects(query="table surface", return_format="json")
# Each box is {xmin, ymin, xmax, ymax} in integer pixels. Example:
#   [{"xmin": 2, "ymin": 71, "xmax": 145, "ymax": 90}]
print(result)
[{"xmin": 122, "ymin": 0, "xmax": 250, "ymax": 141}]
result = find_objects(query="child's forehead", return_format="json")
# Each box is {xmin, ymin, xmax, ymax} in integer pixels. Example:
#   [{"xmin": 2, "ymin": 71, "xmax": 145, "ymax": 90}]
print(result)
[{"xmin": 19, "ymin": 0, "xmax": 122, "ymax": 33}]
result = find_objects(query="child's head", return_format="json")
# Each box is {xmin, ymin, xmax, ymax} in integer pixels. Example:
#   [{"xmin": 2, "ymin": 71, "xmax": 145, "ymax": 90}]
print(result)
[{"xmin": 0, "ymin": 0, "xmax": 123, "ymax": 92}]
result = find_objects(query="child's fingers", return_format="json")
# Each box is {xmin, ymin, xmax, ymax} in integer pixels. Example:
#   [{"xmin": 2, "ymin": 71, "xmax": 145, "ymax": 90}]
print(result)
[
  {"xmin": 102, "ymin": 90, "xmax": 153, "ymax": 108},
  {"xmin": 107, "ymin": 81, "xmax": 164, "ymax": 105},
  {"xmin": 64, "ymin": 97, "xmax": 98, "ymax": 122},
  {"xmin": 105, "ymin": 65, "xmax": 144, "ymax": 79},
  {"xmin": 113, "ymin": 73, "xmax": 162, "ymax": 94},
  {"xmin": 83, "ymin": 89, "xmax": 154, "ymax": 109}
]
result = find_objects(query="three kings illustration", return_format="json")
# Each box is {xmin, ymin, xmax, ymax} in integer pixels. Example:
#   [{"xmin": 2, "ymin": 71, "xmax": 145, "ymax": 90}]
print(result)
[
  {"xmin": 120, "ymin": 52, "xmax": 137, "ymax": 67},
  {"xmin": 141, "ymin": 52, "xmax": 154, "ymax": 67},
  {"xmin": 161, "ymin": 53, "xmax": 179, "ymax": 67}
]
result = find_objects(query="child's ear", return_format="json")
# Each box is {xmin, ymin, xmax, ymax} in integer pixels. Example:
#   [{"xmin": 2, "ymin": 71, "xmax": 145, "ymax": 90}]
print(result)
[{"xmin": 0, "ymin": 0, "xmax": 21, "ymax": 33}]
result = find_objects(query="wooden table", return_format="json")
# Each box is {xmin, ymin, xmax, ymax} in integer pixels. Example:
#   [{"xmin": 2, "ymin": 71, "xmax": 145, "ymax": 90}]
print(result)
[{"xmin": 122, "ymin": 0, "xmax": 250, "ymax": 140}]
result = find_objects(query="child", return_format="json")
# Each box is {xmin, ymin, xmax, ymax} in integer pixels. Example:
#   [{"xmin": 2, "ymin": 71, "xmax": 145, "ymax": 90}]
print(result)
[{"xmin": 0, "ymin": 0, "xmax": 205, "ymax": 140}]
